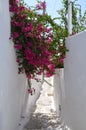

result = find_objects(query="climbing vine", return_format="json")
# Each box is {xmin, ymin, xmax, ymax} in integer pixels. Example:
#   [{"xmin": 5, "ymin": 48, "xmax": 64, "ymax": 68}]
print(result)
[{"xmin": 9, "ymin": 0, "xmax": 67, "ymax": 94}]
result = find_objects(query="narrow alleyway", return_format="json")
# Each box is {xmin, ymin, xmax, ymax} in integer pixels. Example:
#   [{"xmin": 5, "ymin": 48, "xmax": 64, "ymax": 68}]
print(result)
[{"xmin": 23, "ymin": 78, "xmax": 67, "ymax": 130}]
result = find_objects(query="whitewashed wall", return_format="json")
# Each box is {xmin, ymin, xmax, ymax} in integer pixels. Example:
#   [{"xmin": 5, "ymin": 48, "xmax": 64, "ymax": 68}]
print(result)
[
  {"xmin": 62, "ymin": 31, "xmax": 86, "ymax": 130},
  {"xmin": 53, "ymin": 69, "xmax": 64, "ymax": 118},
  {"xmin": 28, "ymin": 76, "xmax": 43, "ymax": 114},
  {"xmin": 0, "ymin": 1, "xmax": 28, "ymax": 130}
]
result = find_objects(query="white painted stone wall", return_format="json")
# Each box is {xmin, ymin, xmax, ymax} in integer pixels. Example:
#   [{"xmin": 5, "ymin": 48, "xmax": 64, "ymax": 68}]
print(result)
[
  {"xmin": 28, "ymin": 76, "xmax": 43, "ymax": 114},
  {"xmin": 0, "ymin": 1, "xmax": 28, "ymax": 130},
  {"xmin": 0, "ymin": 1, "xmax": 42, "ymax": 130},
  {"xmin": 53, "ymin": 69, "xmax": 64, "ymax": 118},
  {"xmin": 62, "ymin": 31, "xmax": 86, "ymax": 130}
]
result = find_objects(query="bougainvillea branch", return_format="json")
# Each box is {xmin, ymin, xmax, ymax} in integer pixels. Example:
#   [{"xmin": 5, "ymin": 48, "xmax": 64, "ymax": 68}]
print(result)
[{"xmin": 9, "ymin": 0, "xmax": 67, "ymax": 94}]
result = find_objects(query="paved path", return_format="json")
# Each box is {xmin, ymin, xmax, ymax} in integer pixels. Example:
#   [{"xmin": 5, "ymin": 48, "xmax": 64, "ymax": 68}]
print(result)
[{"xmin": 23, "ymin": 78, "xmax": 68, "ymax": 130}]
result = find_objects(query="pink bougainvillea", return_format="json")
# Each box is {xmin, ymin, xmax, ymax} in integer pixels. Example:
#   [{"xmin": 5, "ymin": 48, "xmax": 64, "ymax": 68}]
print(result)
[{"xmin": 9, "ymin": 0, "xmax": 67, "ymax": 94}]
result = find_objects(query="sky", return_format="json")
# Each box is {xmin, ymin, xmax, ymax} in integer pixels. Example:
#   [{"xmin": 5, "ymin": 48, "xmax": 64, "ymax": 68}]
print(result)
[{"xmin": 24, "ymin": 0, "xmax": 86, "ymax": 18}]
